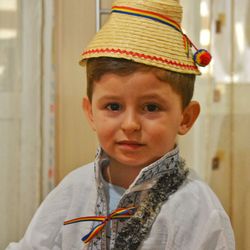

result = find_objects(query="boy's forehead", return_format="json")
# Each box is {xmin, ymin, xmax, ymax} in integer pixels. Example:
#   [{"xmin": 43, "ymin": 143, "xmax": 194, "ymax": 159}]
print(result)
[
  {"xmin": 93, "ymin": 65, "xmax": 174, "ymax": 87},
  {"xmin": 93, "ymin": 71, "xmax": 173, "ymax": 93}
]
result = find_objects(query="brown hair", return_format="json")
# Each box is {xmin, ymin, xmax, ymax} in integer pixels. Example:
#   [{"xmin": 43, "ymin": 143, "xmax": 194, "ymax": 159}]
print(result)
[{"xmin": 86, "ymin": 57, "xmax": 195, "ymax": 108}]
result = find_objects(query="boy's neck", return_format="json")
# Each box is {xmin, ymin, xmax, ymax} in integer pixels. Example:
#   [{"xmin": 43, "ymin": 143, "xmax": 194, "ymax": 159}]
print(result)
[{"xmin": 102, "ymin": 160, "xmax": 144, "ymax": 189}]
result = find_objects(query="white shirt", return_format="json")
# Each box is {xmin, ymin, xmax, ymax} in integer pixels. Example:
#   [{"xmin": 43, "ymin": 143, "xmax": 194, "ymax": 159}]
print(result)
[{"xmin": 6, "ymin": 150, "xmax": 235, "ymax": 250}]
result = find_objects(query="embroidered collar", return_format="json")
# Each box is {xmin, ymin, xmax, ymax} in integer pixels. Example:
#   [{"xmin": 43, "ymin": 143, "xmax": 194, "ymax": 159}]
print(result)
[
  {"xmin": 92, "ymin": 146, "xmax": 188, "ymax": 249},
  {"xmin": 113, "ymin": 147, "xmax": 188, "ymax": 249},
  {"xmin": 64, "ymin": 147, "xmax": 188, "ymax": 249},
  {"xmin": 95, "ymin": 146, "xmax": 180, "ymax": 192}
]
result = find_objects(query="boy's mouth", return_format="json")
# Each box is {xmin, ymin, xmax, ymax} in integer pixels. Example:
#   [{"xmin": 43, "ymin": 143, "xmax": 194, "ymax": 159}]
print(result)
[{"xmin": 116, "ymin": 140, "xmax": 145, "ymax": 149}]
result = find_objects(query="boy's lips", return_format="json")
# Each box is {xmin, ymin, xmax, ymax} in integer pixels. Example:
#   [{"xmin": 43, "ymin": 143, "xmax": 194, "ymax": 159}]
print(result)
[{"xmin": 116, "ymin": 140, "xmax": 145, "ymax": 150}]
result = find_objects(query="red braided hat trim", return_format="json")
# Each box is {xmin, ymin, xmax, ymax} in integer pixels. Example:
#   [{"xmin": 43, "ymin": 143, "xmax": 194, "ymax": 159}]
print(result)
[{"xmin": 82, "ymin": 48, "xmax": 198, "ymax": 71}]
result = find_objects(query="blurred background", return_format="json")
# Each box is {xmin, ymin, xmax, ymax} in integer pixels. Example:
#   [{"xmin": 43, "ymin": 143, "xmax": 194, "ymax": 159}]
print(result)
[{"xmin": 0, "ymin": 0, "xmax": 249, "ymax": 249}]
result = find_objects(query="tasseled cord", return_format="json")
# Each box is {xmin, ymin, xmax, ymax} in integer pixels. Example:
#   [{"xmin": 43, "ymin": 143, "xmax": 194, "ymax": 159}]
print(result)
[
  {"xmin": 183, "ymin": 34, "xmax": 212, "ymax": 67},
  {"xmin": 193, "ymin": 49, "xmax": 212, "ymax": 67},
  {"xmin": 64, "ymin": 207, "xmax": 136, "ymax": 244}
]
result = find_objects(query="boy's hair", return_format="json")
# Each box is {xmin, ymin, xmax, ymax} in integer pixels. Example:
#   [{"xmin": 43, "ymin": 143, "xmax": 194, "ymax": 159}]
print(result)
[{"xmin": 86, "ymin": 57, "xmax": 195, "ymax": 108}]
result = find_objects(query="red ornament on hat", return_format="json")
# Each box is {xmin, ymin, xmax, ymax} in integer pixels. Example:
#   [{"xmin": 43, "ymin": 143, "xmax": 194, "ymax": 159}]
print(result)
[{"xmin": 193, "ymin": 49, "xmax": 212, "ymax": 67}]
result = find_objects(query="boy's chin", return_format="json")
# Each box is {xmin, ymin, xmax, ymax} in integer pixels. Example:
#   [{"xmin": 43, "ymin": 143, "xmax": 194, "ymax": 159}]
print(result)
[{"xmin": 110, "ymin": 156, "xmax": 161, "ymax": 169}]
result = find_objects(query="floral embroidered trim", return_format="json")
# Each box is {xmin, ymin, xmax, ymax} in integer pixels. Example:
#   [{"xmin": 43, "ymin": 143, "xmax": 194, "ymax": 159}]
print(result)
[{"xmin": 114, "ymin": 159, "xmax": 188, "ymax": 249}]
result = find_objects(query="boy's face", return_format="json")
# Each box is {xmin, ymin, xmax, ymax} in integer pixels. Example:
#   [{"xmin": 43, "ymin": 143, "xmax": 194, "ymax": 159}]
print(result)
[{"xmin": 84, "ymin": 71, "xmax": 199, "ymax": 170}]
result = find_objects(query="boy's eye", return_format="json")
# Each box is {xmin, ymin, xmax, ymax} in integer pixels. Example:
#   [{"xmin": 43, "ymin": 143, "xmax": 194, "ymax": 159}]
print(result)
[
  {"xmin": 106, "ymin": 103, "xmax": 121, "ymax": 111},
  {"xmin": 144, "ymin": 104, "xmax": 160, "ymax": 112}
]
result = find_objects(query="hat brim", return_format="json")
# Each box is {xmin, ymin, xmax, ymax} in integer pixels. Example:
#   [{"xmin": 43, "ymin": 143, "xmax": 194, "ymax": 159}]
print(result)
[{"xmin": 80, "ymin": 12, "xmax": 200, "ymax": 75}]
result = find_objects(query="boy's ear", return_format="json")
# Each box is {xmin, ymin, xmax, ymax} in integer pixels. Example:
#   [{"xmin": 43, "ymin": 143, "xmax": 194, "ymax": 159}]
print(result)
[
  {"xmin": 82, "ymin": 97, "xmax": 96, "ymax": 131},
  {"xmin": 178, "ymin": 101, "xmax": 200, "ymax": 135}
]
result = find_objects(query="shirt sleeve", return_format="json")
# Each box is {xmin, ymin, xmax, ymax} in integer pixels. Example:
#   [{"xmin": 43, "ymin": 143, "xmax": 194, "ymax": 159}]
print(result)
[
  {"xmin": 5, "ymin": 182, "xmax": 71, "ymax": 250},
  {"xmin": 192, "ymin": 210, "xmax": 235, "ymax": 250},
  {"xmin": 164, "ymin": 177, "xmax": 235, "ymax": 250},
  {"xmin": 165, "ymin": 206, "xmax": 235, "ymax": 250},
  {"xmin": 5, "ymin": 163, "xmax": 95, "ymax": 250}
]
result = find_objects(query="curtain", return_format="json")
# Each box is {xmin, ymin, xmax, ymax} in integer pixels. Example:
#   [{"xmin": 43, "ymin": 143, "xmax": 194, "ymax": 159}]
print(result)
[{"xmin": 0, "ymin": 0, "xmax": 55, "ymax": 248}]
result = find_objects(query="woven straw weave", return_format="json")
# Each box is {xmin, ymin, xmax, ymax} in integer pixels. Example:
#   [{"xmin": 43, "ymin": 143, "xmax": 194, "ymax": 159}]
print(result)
[{"xmin": 80, "ymin": 0, "xmax": 201, "ymax": 75}]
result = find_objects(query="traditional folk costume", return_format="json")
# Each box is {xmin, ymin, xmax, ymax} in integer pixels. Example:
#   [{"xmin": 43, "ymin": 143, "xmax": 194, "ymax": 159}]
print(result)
[
  {"xmin": 6, "ymin": 147, "xmax": 234, "ymax": 249},
  {"xmin": 7, "ymin": 0, "xmax": 235, "ymax": 249}
]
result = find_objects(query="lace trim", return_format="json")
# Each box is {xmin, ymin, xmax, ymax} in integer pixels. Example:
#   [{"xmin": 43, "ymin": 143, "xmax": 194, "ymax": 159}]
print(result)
[{"xmin": 114, "ymin": 159, "xmax": 188, "ymax": 249}]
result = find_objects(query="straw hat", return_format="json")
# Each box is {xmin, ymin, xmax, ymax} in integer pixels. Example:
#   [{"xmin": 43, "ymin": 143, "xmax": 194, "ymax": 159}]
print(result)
[{"xmin": 80, "ymin": 0, "xmax": 211, "ymax": 75}]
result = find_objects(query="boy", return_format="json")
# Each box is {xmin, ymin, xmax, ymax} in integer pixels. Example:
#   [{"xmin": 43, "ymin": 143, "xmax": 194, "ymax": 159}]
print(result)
[{"xmin": 6, "ymin": 0, "xmax": 235, "ymax": 249}]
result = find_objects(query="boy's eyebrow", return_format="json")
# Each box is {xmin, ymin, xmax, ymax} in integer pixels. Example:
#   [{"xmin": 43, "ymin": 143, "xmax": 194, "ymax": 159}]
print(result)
[
  {"xmin": 96, "ymin": 93, "xmax": 169, "ymax": 102},
  {"xmin": 140, "ymin": 93, "xmax": 164, "ymax": 98},
  {"xmin": 96, "ymin": 95, "xmax": 122, "ymax": 101},
  {"xmin": 139, "ymin": 93, "xmax": 169, "ymax": 102}
]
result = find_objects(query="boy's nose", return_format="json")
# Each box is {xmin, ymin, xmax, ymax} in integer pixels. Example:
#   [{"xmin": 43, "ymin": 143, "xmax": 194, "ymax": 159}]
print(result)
[{"xmin": 121, "ymin": 110, "xmax": 141, "ymax": 133}]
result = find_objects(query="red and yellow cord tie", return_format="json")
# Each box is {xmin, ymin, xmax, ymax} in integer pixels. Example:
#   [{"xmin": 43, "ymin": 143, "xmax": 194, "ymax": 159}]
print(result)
[{"xmin": 64, "ymin": 207, "xmax": 136, "ymax": 244}]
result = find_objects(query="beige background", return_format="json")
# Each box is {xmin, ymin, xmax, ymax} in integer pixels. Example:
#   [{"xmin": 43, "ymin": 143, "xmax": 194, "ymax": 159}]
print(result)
[
  {"xmin": 55, "ymin": 0, "xmax": 250, "ymax": 249},
  {"xmin": 55, "ymin": 0, "xmax": 99, "ymax": 181},
  {"xmin": 1, "ymin": 0, "xmax": 249, "ymax": 249}
]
